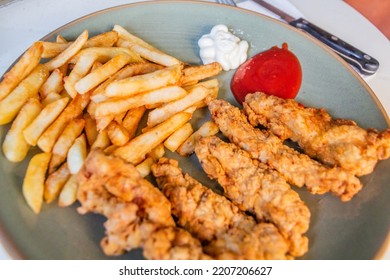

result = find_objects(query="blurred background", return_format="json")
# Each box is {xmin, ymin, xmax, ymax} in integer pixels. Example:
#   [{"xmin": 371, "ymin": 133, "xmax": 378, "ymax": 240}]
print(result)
[
  {"xmin": 345, "ymin": 0, "xmax": 390, "ymax": 39},
  {"xmin": 0, "ymin": 0, "xmax": 389, "ymax": 39}
]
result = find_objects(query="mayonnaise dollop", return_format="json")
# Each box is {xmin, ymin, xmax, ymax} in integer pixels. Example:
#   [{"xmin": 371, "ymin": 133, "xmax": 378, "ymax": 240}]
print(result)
[{"xmin": 198, "ymin": 24, "xmax": 249, "ymax": 71}]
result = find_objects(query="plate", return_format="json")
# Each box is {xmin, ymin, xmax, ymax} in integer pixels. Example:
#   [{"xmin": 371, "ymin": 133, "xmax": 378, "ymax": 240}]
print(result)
[{"xmin": 1, "ymin": 0, "xmax": 390, "ymax": 260}]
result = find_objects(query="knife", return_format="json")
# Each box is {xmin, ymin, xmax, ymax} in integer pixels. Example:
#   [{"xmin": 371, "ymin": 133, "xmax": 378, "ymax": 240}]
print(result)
[{"xmin": 252, "ymin": 0, "xmax": 379, "ymax": 75}]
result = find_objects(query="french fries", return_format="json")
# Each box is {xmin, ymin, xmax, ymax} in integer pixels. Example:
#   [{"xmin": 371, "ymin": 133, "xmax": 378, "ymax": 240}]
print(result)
[
  {"xmin": 44, "ymin": 162, "xmax": 71, "ymax": 203},
  {"xmin": 116, "ymin": 38, "xmax": 181, "ymax": 67},
  {"xmin": 22, "ymin": 152, "xmax": 51, "ymax": 213},
  {"xmin": 50, "ymin": 118, "xmax": 85, "ymax": 172},
  {"xmin": 147, "ymin": 86, "xmax": 209, "ymax": 127},
  {"xmin": 45, "ymin": 30, "xmax": 88, "ymax": 71},
  {"xmin": 84, "ymin": 113, "xmax": 98, "ymax": 146},
  {"xmin": 114, "ymin": 112, "xmax": 192, "ymax": 164},
  {"xmin": 2, "ymin": 98, "xmax": 42, "ymax": 162},
  {"xmin": 67, "ymin": 134, "xmax": 87, "ymax": 174},
  {"xmin": 113, "ymin": 24, "xmax": 181, "ymax": 66},
  {"xmin": 121, "ymin": 106, "xmax": 146, "ymax": 139},
  {"xmin": 135, "ymin": 143, "xmax": 166, "ymax": 178},
  {"xmin": 41, "ymin": 31, "xmax": 119, "ymax": 59},
  {"xmin": 148, "ymin": 143, "xmax": 165, "ymax": 161},
  {"xmin": 58, "ymin": 174, "xmax": 79, "ymax": 207},
  {"xmin": 177, "ymin": 121, "xmax": 219, "ymax": 156},
  {"xmin": 69, "ymin": 47, "xmax": 142, "ymax": 65},
  {"xmin": 95, "ymin": 114, "xmax": 115, "ymax": 132},
  {"xmin": 105, "ymin": 64, "xmax": 182, "ymax": 98},
  {"xmin": 106, "ymin": 121, "xmax": 130, "ymax": 146},
  {"xmin": 89, "ymin": 62, "xmax": 163, "ymax": 104},
  {"xmin": 64, "ymin": 53, "xmax": 96, "ymax": 98},
  {"xmin": 164, "ymin": 123, "xmax": 194, "ymax": 152},
  {"xmin": 181, "ymin": 62, "xmax": 222, "ymax": 86},
  {"xmin": 0, "ymin": 42, "xmax": 43, "ymax": 101},
  {"xmin": 91, "ymin": 130, "xmax": 111, "ymax": 150},
  {"xmin": 0, "ymin": 64, "xmax": 49, "ymax": 125},
  {"xmin": 56, "ymin": 35, "xmax": 67, "ymax": 43},
  {"xmin": 84, "ymin": 30, "xmax": 118, "ymax": 48},
  {"xmin": 37, "ymin": 92, "xmax": 90, "ymax": 153},
  {"xmin": 75, "ymin": 53, "xmax": 134, "ymax": 94},
  {"xmin": 39, "ymin": 69, "xmax": 64, "ymax": 99},
  {"xmin": 23, "ymin": 97, "xmax": 69, "ymax": 146},
  {"xmin": 0, "ymin": 25, "xmax": 222, "ymax": 216},
  {"xmin": 135, "ymin": 157, "xmax": 154, "ymax": 177},
  {"xmin": 94, "ymin": 85, "xmax": 187, "ymax": 117},
  {"xmin": 42, "ymin": 92, "xmax": 64, "ymax": 106}
]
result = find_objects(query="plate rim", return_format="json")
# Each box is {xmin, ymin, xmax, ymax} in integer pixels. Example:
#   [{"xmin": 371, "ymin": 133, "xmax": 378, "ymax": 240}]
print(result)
[{"xmin": 1, "ymin": 0, "xmax": 389, "ymax": 260}]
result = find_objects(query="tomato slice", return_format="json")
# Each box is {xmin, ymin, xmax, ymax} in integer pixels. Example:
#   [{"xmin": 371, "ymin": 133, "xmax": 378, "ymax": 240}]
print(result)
[{"xmin": 231, "ymin": 43, "xmax": 302, "ymax": 104}]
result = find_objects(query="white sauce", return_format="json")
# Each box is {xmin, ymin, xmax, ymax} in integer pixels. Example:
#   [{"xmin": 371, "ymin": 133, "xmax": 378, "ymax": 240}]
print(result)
[{"xmin": 198, "ymin": 24, "xmax": 249, "ymax": 71}]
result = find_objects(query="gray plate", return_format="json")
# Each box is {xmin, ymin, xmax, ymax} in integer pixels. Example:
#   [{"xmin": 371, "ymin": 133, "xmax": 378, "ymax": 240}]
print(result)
[{"xmin": 1, "ymin": 0, "xmax": 389, "ymax": 260}]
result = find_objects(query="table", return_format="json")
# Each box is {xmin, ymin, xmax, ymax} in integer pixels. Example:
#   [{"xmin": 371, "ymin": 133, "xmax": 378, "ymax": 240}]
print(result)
[{"xmin": 1, "ymin": 0, "xmax": 389, "ymax": 260}]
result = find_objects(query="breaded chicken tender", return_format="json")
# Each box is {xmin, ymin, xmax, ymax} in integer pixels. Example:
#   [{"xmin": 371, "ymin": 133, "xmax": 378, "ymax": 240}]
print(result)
[
  {"xmin": 152, "ymin": 158, "xmax": 290, "ymax": 259},
  {"xmin": 195, "ymin": 136, "xmax": 310, "ymax": 257},
  {"xmin": 244, "ymin": 92, "xmax": 390, "ymax": 176},
  {"xmin": 77, "ymin": 149, "xmax": 210, "ymax": 260},
  {"xmin": 207, "ymin": 99, "xmax": 362, "ymax": 201},
  {"xmin": 144, "ymin": 227, "xmax": 212, "ymax": 260}
]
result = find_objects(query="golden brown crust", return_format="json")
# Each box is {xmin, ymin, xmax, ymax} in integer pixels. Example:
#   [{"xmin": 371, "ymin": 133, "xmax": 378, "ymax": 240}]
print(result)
[
  {"xmin": 152, "ymin": 158, "xmax": 289, "ymax": 260},
  {"xmin": 207, "ymin": 98, "xmax": 362, "ymax": 202},
  {"xmin": 195, "ymin": 136, "xmax": 310, "ymax": 257},
  {"xmin": 76, "ymin": 149, "xmax": 210, "ymax": 259},
  {"xmin": 244, "ymin": 92, "xmax": 390, "ymax": 176}
]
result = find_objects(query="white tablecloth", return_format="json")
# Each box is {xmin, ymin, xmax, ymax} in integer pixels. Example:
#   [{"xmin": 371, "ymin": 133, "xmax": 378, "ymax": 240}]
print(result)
[{"xmin": 0, "ymin": 0, "xmax": 389, "ymax": 260}]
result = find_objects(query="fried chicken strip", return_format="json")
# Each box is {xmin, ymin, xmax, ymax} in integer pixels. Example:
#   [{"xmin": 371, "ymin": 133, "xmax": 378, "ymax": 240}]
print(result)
[
  {"xmin": 144, "ymin": 227, "xmax": 211, "ymax": 260},
  {"xmin": 151, "ymin": 158, "xmax": 290, "ymax": 259},
  {"xmin": 244, "ymin": 92, "xmax": 390, "ymax": 176},
  {"xmin": 77, "ymin": 149, "xmax": 211, "ymax": 260},
  {"xmin": 208, "ymin": 99, "xmax": 362, "ymax": 202},
  {"xmin": 195, "ymin": 136, "xmax": 310, "ymax": 257}
]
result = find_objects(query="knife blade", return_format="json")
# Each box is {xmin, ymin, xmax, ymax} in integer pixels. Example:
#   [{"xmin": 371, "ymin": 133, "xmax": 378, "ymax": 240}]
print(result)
[{"xmin": 252, "ymin": 0, "xmax": 379, "ymax": 75}]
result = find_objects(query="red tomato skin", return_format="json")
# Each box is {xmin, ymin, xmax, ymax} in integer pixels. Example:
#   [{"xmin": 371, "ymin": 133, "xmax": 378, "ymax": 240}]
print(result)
[{"xmin": 231, "ymin": 43, "xmax": 302, "ymax": 104}]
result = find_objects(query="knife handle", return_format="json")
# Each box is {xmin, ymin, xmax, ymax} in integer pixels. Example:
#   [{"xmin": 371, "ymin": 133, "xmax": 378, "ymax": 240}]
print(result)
[{"xmin": 290, "ymin": 18, "xmax": 379, "ymax": 75}]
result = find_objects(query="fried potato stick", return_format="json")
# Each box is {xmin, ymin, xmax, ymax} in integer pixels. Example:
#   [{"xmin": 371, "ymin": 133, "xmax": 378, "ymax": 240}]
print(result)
[
  {"xmin": 0, "ymin": 64, "xmax": 49, "ymax": 125},
  {"xmin": 147, "ymin": 86, "xmax": 209, "ymax": 127},
  {"xmin": 50, "ymin": 118, "xmax": 85, "ymax": 172},
  {"xmin": 84, "ymin": 112, "xmax": 98, "ymax": 146},
  {"xmin": 106, "ymin": 121, "xmax": 130, "ymax": 146},
  {"xmin": 113, "ymin": 111, "xmax": 192, "ymax": 164},
  {"xmin": 23, "ymin": 152, "xmax": 51, "ymax": 213},
  {"xmin": 41, "ymin": 31, "xmax": 119, "ymax": 59},
  {"xmin": 64, "ymin": 53, "xmax": 96, "ymax": 98},
  {"xmin": 105, "ymin": 64, "xmax": 182, "ymax": 98},
  {"xmin": 45, "ymin": 30, "xmax": 89, "ymax": 71},
  {"xmin": 37, "ymin": 92, "xmax": 90, "ymax": 152},
  {"xmin": 121, "ymin": 106, "xmax": 146, "ymax": 139},
  {"xmin": 95, "ymin": 85, "xmax": 186, "ymax": 117},
  {"xmin": 181, "ymin": 62, "xmax": 222, "ymax": 86},
  {"xmin": 195, "ymin": 136, "xmax": 310, "ymax": 257},
  {"xmin": 2, "ymin": 98, "xmax": 42, "ymax": 162},
  {"xmin": 39, "ymin": 69, "xmax": 64, "ymax": 99},
  {"xmin": 75, "ymin": 53, "xmax": 134, "ymax": 94},
  {"xmin": 113, "ymin": 24, "xmax": 181, "ymax": 66},
  {"xmin": 44, "ymin": 162, "xmax": 71, "ymax": 203},
  {"xmin": 23, "ymin": 97, "xmax": 69, "ymax": 146},
  {"xmin": 0, "ymin": 42, "xmax": 43, "ymax": 101},
  {"xmin": 67, "ymin": 134, "xmax": 87, "ymax": 174},
  {"xmin": 164, "ymin": 123, "xmax": 193, "ymax": 152},
  {"xmin": 176, "ymin": 121, "xmax": 219, "ymax": 156},
  {"xmin": 58, "ymin": 174, "xmax": 79, "ymax": 207}
]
